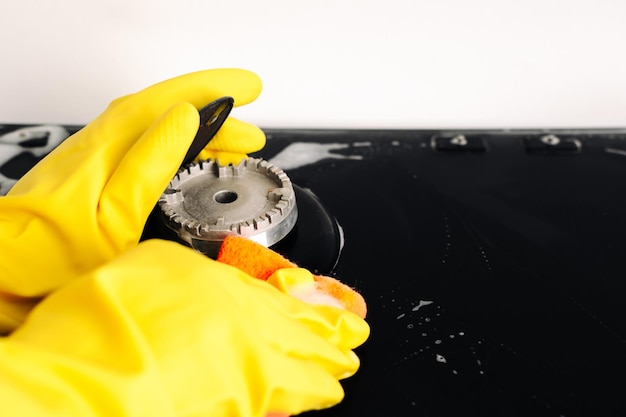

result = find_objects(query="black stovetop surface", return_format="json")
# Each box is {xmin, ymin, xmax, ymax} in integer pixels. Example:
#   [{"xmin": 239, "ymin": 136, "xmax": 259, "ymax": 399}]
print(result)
[
  {"xmin": 260, "ymin": 129, "xmax": 626, "ymax": 417},
  {"xmin": 3, "ymin": 125, "xmax": 626, "ymax": 417}
]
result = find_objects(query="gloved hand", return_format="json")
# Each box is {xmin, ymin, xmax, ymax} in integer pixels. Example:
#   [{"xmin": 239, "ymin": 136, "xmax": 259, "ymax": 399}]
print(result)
[
  {"xmin": 0, "ymin": 239, "xmax": 370, "ymax": 417},
  {"xmin": 0, "ymin": 69, "xmax": 265, "ymax": 332}
]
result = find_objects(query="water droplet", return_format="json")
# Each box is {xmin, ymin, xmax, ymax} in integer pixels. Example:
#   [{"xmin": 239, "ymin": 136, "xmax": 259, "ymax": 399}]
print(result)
[
  {"xmin": 435, "ymin": 354, "xmax": 447, "ymax": 363},
  {"xmin": 412, "ymin": 300, "xmax": 434, "ymax": 311}
]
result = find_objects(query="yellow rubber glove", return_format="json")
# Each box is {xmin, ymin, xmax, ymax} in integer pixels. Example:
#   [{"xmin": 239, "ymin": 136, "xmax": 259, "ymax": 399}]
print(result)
[
  {"xmin": 0, "ymin": 69, "xmax": 265, "ymax": 333},
  {"xmin": 0, "ymin": 239, "xmax": 370, "ymax": 417}
]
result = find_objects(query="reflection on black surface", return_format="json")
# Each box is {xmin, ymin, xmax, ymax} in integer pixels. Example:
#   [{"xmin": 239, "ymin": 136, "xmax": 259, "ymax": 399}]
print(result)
[
  {"xmin": 258, "ymin": 130, "xmax": 626, "ymax": 417},
  {"xmin": 270, "ymin": 184, "xmax": 343, "ymax": 275}
]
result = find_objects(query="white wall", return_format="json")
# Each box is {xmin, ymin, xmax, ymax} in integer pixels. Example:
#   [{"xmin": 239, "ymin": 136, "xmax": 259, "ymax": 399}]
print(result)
[{"xmin": 1, "ymin": 0, "xmax": 625, "ymax": 129}]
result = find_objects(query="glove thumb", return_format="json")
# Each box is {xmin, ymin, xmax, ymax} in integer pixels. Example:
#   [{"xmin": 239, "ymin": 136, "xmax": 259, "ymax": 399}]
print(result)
[{"xmin": 97, "ymin": 102, "xmax": 200, "ymax": 244}]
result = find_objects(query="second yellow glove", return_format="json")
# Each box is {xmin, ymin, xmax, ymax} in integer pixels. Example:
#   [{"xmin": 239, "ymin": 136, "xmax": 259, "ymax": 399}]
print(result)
[{"xmin": 0, "ymin": 240, "xmax": 369, "ymax": 417}]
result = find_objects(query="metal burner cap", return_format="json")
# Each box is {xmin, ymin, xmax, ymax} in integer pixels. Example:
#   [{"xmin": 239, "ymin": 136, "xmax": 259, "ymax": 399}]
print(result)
[{"xmin": 159, "ymin": 157, "xmax": 298, "ymax": 256}]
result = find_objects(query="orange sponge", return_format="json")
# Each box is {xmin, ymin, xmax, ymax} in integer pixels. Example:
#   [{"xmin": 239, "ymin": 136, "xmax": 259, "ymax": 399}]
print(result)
[
  {"xmin": 311, "ymin": 275, "xmax": 367, "ymax": 319},
  {"xmin": 216, "ymin": 236, "xmax": 367, "ymax": 319},
  {"xmin": 217, "ymin": 235, "xmax": 295, "ymax": 280}
]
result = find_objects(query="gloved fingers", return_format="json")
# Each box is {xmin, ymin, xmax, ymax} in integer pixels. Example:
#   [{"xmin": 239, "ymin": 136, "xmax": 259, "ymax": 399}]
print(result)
[
  {"xmin": 195, "ymin": 117, "xmax": 266, "ymax": 165},
  {"xmin": 12, "ymin": 69, "xmax": 262, "ymax": 198},
  {"xmin": 38, "ymin": 68, "xmax": 263, "ymax": 186},
  {"xmin": 267, "ymin": 268, "xmax": 369, "ymax": 349},
  {"xmin": 130, "ymin": 68, "xmax": 263, "ymax": 109},
  {"xmin": 104, "ymin": 240, "xmax": 366, "ymax": 375},
  {"xmin": 271, "ymin": 315, "xmax": 363, "ymax": 379},
  {"xmin": 95, "ymin": 68, "xmax": 263, "ymax": 146},
  {"xmin": 264, "ymin": 357, "xmax": 347, "ymax": 415},
  {"xmin": 6, "ymin": 240, "xmax": 365, "ymax": 417},
  {"xmin": 257, "ymin": 270, "xmax": 370, "ymax": 361},
  {"xmin": 98, "ymin": 103, "xmax": 200, "ymax": 244},
  {"xmin": 203, "ymin": 116, "xmax": 266, "ymax": 154},
  {"xmin": 296, "ymin": 304, "xmax": 370, "ymax": 351}
]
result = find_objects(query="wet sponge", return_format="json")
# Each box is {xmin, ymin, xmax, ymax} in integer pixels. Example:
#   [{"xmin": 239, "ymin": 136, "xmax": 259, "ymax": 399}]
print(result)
[{"xmin": 216, "ymin": 236, "xmax": 367, "ymax": 319}]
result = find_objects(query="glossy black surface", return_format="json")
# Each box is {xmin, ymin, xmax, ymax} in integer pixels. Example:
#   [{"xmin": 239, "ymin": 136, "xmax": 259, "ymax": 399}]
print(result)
[
  {"xmin": 270, "ymin": 184, "xmax": 343, "ymax": 274},
  {"xmin": 256, "ymin": 129, "xmax": 626, "ymax": 417},
  {"xmin": 3, "ymin": 125, "xmax": 626, "ymax": 416}
]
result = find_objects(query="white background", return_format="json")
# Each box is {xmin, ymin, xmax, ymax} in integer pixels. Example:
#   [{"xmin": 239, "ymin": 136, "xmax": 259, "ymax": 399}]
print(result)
[{"xmin": 1, "ymin": 0, "xmax": 625, "ymax": 129}]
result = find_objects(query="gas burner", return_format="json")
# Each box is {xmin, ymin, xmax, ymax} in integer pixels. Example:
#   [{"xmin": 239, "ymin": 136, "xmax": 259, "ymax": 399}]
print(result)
[
  {"xmin": 143, "ymin": 158, "xmax": 342, "ymax": 275},
  {"xmin": 158, "ymin": 157, "xmax": 297, "ymax": 257}
]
